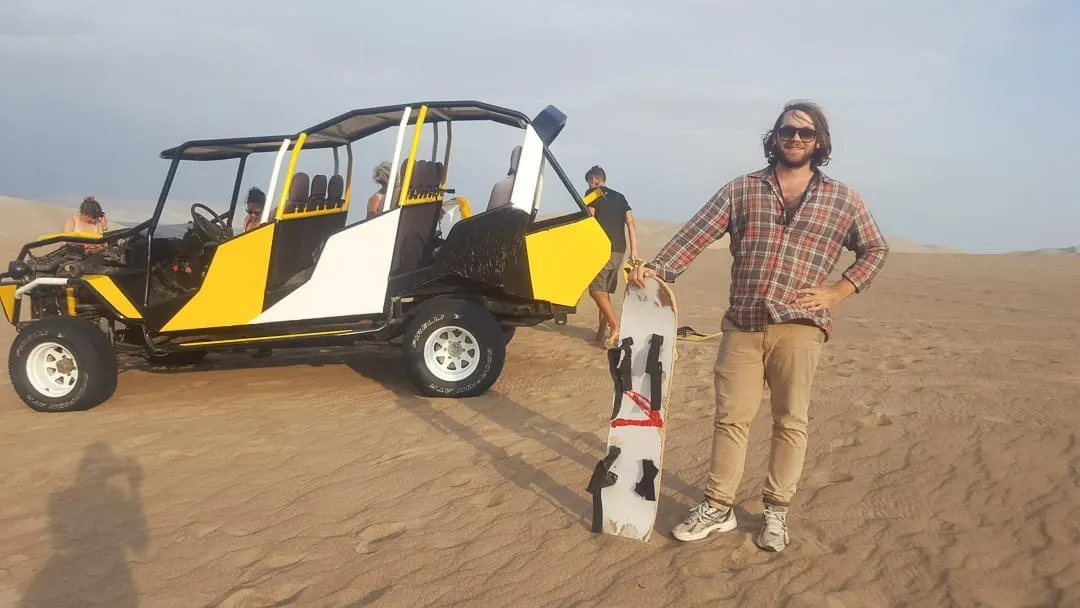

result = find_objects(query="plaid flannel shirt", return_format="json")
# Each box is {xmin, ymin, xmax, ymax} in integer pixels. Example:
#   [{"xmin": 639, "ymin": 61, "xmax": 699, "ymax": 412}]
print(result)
[{"xmin": 647, "ymin": 166, "xmax": 889, "ymax": 338}]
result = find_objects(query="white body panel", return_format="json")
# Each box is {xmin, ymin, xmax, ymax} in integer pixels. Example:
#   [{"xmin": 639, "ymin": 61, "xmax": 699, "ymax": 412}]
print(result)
[
  {"xmin": 382, "ymin": 108, "xmax": 413, "ymax": 213},
  {"xmin": 509, "ymin": 125, "xmax": 544, "ymax": 212},
  {"xmin": 251, "ymin": 210, "xmax": 401, "ymax": 324},
  {"xmin": 262, "ymin": 139, "xmax": 291, "ymax": 224},
  {"xmin": 597, "ymin": 277, "xmax": 678, "ymax": 542}
]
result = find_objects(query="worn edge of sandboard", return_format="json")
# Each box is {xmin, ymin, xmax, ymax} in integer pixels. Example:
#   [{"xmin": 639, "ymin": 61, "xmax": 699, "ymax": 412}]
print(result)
[{"xmin": 587, "ymin": 274, "xmax": 678, "ymax": 542}]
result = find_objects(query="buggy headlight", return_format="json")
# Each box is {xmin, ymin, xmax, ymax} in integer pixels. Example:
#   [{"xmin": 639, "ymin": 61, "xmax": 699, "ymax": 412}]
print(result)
[{"xmin": 7, "ymin": 260, "xmax": 29, "ymax": 280}]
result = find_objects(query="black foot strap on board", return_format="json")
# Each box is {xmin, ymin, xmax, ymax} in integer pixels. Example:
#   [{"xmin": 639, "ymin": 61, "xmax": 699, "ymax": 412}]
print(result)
[
  {"xmin": 644, "ymin": 333, "xmax": 664, "ymax": 413},
  {"xmin": 606, "ymin": 337, "xmax": 634, "ymax": 420},
  {"xmin": 586, "ymin": 445, "xmax": 622, "ymax": 533},
  {"xmin": 634, "ymin": 458, "xmax": 659, "ymax": 502}
]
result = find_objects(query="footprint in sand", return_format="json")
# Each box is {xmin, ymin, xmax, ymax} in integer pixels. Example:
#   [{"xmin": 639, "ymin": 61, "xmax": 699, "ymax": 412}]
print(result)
[
  {"xmin": 521, "ymin": 450, "xmax": 561, "ymax": 465},
  {"xmin": 220, "ymin": 584, "xmax": 307, "ymax": 608},
  {"xmin": 828, "ymin": 436, "xmax": 861, "ymax": 451},
  {"xmin": 875, "ymin": 359, "xmax": 909, "ymax": 373},
  {"xmin": 857, "ymin": 412, "xmax": 893, "ymax": 427},
  {"xmin": 190, "ymin": 522, "xmax": 221, "ymax": 539},
  {"xmin": 355, "ymin": 522, "xmax": 407, "ymax": 555},
  {"xmin": 258, "ymin": 554, "xmax": 308, "ymax": 570},
  {"xmin": 359, "ymin": 522, "xmax": 407, "ymax": 543},
  {"xmin": 469, "ymin": 490, "xmax": 506, "ymax": 508},
  {"xmin": 808, "ymin": 470, "xmax": 855, "ymax": 486},
  {"xmin": 443, "ymin": 472, "xmax": 478, "ymax": 488},
  {"xmin": 792, "ymin": 523, "xmax": 848, "ymax": 557}
]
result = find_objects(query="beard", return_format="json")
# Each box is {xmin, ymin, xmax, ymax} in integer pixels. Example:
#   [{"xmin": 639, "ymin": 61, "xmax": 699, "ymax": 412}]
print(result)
[{"xmin": 776, "ymin": 143, "xmax": 814, "ymax": 168}]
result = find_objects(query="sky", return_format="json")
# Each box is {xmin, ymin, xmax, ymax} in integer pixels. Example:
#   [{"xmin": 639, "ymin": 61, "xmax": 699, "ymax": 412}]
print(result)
[{"xmin": 1, "ymin": 0, "xmax": 1077, "ymax": 253}]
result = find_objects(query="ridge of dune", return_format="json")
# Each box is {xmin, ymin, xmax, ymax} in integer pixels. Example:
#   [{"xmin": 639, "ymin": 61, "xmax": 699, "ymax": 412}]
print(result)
[
  {"xmin": 1011, "ymin": 244, "xmax": 1080, "ymax": 256},
  {"xmin": 0, "ymin": 195, "xmax": 1040, "ymax": 257},
  {"xmin": 0, "ymin": 196, "xmax": 78, "ymax": 257}
]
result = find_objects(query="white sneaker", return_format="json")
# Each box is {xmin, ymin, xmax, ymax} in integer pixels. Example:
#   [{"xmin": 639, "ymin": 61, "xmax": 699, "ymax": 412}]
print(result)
[
  {"xmin": 671, "ymin": 501, "xmax": 738, "ymax": 541},
  {"xmin": 755, "ymin": 505, "xmax": 790, "ymax": 551}
]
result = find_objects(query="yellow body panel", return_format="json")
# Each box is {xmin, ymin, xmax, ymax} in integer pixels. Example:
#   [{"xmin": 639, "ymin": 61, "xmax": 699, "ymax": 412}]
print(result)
[
  {"xmin": 280, "ymin": 205, "xmax": 347, "ymax": 220},
  {"xmin": 180, "ymin": 329, "xmax": 350, "ymax": 347},
  {"xmin": 82, "ymin": 275, "xmax": 143, "ymax": 319},
  {"xmin": 525, "ymin": 216, "xmax": 611, "ymax": 307},
  {"xmin": 0, "ymin": 284, "xmax": 17, "ymax": 323},
  {"xmin": 455, "ymin": 197, "xmax": 473, "ymax": 219},
  {"xmin": 36, "ymin": 231, "xmax": 103, "ymax": 241},
  {"xmin": 161, "ymin": 223, "xmax": 276, "ymax": 332}
]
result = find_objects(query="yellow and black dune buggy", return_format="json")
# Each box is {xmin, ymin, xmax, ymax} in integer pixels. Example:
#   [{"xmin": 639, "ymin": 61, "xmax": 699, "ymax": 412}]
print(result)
[{"xmin": 0, "ymin": 101, "xmax": 611, "ymax": 412}]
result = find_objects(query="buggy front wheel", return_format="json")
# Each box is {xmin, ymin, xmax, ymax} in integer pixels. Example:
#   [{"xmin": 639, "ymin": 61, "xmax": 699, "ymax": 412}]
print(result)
[
  {"xmin": 402, "ymin": 298, "xmax": 506, "ymax": 398},
  {"xmin": 8, "ymin": 316, "xmax": 119, "ymax": 412}
]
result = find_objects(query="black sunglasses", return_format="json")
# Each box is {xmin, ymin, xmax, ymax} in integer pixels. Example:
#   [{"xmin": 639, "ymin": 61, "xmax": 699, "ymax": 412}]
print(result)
[{"xmin": 777, "ymin": 125, "xmax": 817, "ymax": 141}]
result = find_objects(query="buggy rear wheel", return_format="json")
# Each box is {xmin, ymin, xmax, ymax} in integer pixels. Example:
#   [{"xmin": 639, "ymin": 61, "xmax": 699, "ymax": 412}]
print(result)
[
  {"xmin": 402, "ymin": 298, "xmax": 505, "ymax": 398},
  {"xmin": 9, "ymin": 316, "xmax": 119, "ymax": 412}
]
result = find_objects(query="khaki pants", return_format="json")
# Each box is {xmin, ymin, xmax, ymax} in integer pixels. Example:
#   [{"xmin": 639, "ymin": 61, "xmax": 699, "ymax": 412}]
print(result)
[{"xmin": 704, "ymin": 317, "xmax": 825, "ymax": 509}]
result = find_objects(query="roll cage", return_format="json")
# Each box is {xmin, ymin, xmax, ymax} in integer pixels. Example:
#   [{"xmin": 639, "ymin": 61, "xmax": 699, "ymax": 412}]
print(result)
[{"xmin": 1, "ymin": 101, "xmax": 601, "ymax": 338}]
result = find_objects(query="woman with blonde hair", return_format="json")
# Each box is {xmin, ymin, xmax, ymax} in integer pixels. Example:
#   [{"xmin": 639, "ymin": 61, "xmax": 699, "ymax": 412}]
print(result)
[{"xmin": 367, "ymin": 161, "xmax": 392, "ymax": 219}]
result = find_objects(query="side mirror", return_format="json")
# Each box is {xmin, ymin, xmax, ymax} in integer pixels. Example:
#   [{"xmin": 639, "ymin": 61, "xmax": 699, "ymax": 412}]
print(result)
[{"xmin": 531, "ymin": 105, "xmax": 567, "ymax": 146}]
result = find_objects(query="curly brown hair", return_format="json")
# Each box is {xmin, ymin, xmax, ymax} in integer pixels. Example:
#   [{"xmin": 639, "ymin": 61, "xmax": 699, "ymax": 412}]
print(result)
[
  {"xmin": 762, "ymin": 100, "xmax": 833, "ymax": 168},
  {"xmin": 79, "ymin": 196, "xmax": 104, "ymax": 220}
]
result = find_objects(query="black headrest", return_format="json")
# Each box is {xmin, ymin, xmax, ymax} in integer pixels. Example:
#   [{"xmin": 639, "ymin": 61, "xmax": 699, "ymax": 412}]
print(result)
[
  {"xmin": 327, "ymin": 175, "xmax": 344, "ymax": 199},
  {"xmin": 289, "ymin": 172, "xmax": 310, "ymax": 203},
  {"xmin": 310, "ymin": 174, "xmax": 327, "ymax": 199}
]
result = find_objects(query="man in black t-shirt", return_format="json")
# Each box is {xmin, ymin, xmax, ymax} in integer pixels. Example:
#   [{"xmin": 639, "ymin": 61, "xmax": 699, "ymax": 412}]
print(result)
[{"xmin": 584, "ymin": 165, "xmax": 640, "ymax": 348}]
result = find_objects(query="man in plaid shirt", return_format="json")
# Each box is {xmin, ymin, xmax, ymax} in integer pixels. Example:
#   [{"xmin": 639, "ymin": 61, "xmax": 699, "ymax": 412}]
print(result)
[{"xmin": 629, "ymin": 100, "xmax": 889, "ymax": 551}]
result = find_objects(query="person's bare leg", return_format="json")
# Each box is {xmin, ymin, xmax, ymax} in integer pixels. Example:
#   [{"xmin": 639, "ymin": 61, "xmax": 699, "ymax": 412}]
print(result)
[
  {"xmin": 589, "ymin": 290, "xmax": 607, "ymax": 342},
  {"xmin": 590, "ymin": 290, "xmax": 619, "ymax": 348},
  {"xmin": 594, "ymin": 301, "xmax": 607, "ymax": 343}
]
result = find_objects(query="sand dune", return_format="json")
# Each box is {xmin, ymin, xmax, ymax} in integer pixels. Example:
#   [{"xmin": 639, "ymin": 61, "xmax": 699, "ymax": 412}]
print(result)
[
  {"xmin": 1013, "ymin": 245, "xmax": 1080, "ymax": 256},
  {"xmin": 0, "ymin": 196, "xmax": 76, "ymax": 259},
  {"xmin": 1, "ymin": 197, "xmax": 1079, "ymax": 606}
]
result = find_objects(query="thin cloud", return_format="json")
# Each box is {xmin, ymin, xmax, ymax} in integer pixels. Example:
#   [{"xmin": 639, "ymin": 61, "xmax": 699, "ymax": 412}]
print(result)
[{"xmin": 0, "ymin": 0, "xmax": 1074, "ymax": 252}]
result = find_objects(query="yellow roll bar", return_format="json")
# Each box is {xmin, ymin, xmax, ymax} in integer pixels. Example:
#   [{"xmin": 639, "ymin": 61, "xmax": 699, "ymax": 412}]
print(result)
[
  {"xmin": 344, "ymin": 143, "xmax": 354, "ymax": 208},
  {"xmin": 275, "ymin": 132, "xmax": 308, "ymax": 221},
  {"xmin": 397, "ymin": 105, "xmax": 429, "ymax": 208}
]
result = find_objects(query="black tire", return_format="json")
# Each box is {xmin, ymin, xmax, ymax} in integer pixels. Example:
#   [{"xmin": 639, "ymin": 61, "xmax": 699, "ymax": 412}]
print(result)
[
  {"xmin": 402, "ymin": 298, "xmax": 505, "ymax": 398},
  {"xmin": 146, "ymin": 350, "xmax": 207, "ymax": 366},
  {"xmin": 502, "ymin": 326, "xmax": 516, "ymax": 345},
  {"xmin": 8, "ymin": 316, "xmax": 119, "ymax": 413}
]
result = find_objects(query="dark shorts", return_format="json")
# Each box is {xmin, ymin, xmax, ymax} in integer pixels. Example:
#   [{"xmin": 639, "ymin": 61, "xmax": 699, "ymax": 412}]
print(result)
[{"xmin": 589, "ymin": 250, "xmax": 624, "ymax": 294}]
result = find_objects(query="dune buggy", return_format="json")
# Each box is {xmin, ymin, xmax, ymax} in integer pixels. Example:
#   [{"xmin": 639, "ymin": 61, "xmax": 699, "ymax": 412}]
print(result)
[{"xmin": 0, "ymin": 100, "xmax": 612, "ymax": 412}]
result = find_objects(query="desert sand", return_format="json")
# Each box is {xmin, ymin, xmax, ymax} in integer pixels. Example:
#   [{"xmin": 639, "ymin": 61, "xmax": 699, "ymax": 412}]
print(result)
[{"xmin": 1, "ymin": 196, "xmax": 1079, "ymax": 607}]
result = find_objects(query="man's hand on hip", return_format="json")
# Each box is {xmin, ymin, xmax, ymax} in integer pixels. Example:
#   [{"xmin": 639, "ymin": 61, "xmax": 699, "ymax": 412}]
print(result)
[{"xmin": 796, "ymin": 279, "xmax": 856, "ymax": 311}]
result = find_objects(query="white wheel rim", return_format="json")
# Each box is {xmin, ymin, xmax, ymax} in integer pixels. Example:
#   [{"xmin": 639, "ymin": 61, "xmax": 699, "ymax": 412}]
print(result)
[
  {"xmin": 423, "ymin": 325, "xmax": 480, "ymax": 382},
  {"xmin": 26, "ymin": 342, "xmax": 79, "ymax": 398}
]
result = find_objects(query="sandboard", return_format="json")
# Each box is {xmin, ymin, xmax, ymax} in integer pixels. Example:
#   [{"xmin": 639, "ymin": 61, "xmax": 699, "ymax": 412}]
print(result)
[{"xmin": 586, "ymin": 270, "xmax": 678, "ymax": 541}]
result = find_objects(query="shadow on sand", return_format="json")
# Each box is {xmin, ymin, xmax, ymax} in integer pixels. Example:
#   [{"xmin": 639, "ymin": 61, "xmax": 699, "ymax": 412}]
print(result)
[
  {"xmin": 530, "ymin": 319, "xmax": 605, "ymax": 347},
  {"xmin": 344, "ymin": 351, "xmax": 708, "ymax": 535},
  {"xmin": 20, "ymin": 443, "xmax": 148, "ymax": 608},
  {"xmin": 117, "ymin": 338, "xmax": 720, "ymax": 538}
]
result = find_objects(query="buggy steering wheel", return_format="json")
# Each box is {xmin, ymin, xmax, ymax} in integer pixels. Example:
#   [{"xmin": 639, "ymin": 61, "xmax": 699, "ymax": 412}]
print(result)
[{"xmin": 190, "ymin": 203, "xmax": 231, "ymax": 243}]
